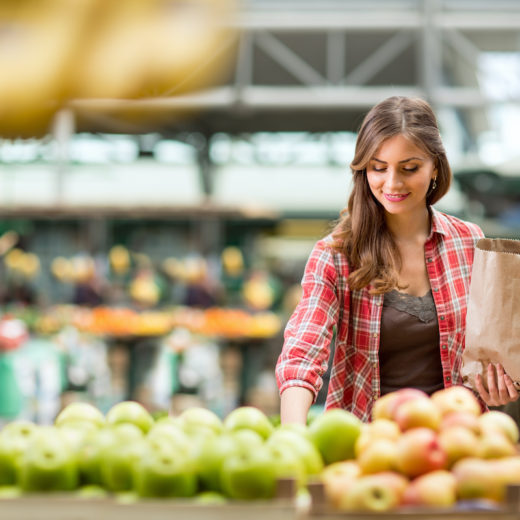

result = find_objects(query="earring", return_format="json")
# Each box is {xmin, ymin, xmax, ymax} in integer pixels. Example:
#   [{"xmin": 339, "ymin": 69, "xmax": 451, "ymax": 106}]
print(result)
[{"xmin": 431, "ymin": 178, "xmax": 437, "ymax": 190}]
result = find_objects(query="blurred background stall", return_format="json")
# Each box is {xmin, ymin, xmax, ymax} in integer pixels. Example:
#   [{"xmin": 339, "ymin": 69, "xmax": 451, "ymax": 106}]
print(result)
[{"xmin": 1, "ymin": 0, "xmax": 519, "ymax": 423}]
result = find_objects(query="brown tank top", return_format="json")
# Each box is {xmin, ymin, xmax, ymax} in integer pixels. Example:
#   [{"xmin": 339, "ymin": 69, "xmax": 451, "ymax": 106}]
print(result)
[{"xmin": 379, "ymin": 289, "xmax": 444, "ymax": 396}]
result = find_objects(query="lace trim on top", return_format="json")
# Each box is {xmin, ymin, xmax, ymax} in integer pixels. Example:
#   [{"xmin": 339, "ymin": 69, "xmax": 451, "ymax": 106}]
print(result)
[{"xmin": 383, "ymin": 289, "xmax": 436, "ymax": 323}]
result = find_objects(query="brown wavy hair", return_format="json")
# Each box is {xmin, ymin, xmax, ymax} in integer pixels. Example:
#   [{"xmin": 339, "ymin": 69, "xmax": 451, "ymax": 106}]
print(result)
[{"xmin": 331, "ymin": 96, "xmax": 451, "ymax": 294}]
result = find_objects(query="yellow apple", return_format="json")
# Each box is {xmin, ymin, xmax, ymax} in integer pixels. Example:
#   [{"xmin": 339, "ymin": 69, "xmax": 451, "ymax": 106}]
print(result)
[
  {"xmin": 452, "ymin": 457, "xmax": 504, "ymax": 502},
  {"xmin": 402, "ymin": 470, "xmax": 457, "ymax": 507},
  {"xmin": 393, "ymin": 397, "xmax": 441, "ymax": 432},
  {"xmin": 357, "ymin": 438, "xmax": 399, "ymax": 474},
  {"xmin": 478, "ymin": 429, "xmax": 516, "ymax": 459},
  {"xmin": 321, "ymin": 460, "xmax": 360, "ymax": 508},
  {"xmin": 336, "ymin": 472, "xmax": 407, "ymax": 512},
  {"xmin": 430, "ymin": 386, "xmax": 481, "ymax": 417},
  {"xmin": 354, "ymin": 419, "xmax": 400, "ymax": 457},
  {"xmin": 440, "ymin": 411, "xmax": 481, "ymax": 435},
  {"xmin": 438, "ymin": 426, "xmax": 481, "ymax": 467},
  {"xmin": 478, "ymin": 411, "xmax": 520, "ymax": 444}
]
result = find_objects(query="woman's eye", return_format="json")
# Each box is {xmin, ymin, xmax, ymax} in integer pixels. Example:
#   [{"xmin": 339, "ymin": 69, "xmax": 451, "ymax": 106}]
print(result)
[
  {"xmin": 372, "ymin": 166, "xmax": 386, "ymax": 172},
  {"xmin": 403, "ymin": 166, "xmax": 418, "ymax": 172}
]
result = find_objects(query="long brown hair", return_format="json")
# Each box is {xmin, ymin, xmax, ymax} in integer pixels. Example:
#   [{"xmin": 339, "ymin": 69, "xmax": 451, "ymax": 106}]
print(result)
[{"xmin": 331, "ymin": 96, "xmax": 451, "ymax": 294}]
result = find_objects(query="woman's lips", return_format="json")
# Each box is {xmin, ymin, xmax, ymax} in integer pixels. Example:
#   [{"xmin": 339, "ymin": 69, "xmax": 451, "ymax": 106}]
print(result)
[{"xmin": 384, "ymin": 193, "xmax": 410, "ymax": 202}]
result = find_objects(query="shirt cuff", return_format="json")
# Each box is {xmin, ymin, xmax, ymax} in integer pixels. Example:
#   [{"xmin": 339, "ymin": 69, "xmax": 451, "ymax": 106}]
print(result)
[{"xmin": 279, "ymin": 379, "xmax": 319, "ymax": 403}]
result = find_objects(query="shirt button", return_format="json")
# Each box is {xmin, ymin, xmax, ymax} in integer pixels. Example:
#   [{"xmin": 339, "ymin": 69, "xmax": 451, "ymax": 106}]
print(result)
[
  {"xmin": 433, "ymin": 287, "xmax": 439, "ymax": 292},
  {"xmin": 373, "ymin": 333, "xmax": 378, "ymax": 338},
  {"xmin": 446, "ymin": 376, "xmax": 451, "ymax": 382},
  {"xmin": 441, "ymin": 344, "xmax": 447, "ymax": 349},
  {"xmin": 440, "ymin": 316, "xmax": 445, "ymax": 320},
  {"xmin": 427, "ymin": 258, "xmax": 433, "ymax": 263}
]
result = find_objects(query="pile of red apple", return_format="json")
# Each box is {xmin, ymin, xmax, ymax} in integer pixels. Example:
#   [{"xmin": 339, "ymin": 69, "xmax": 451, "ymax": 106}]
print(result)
[{"xmin": 321, "ymin": 386, "xmax": 520, "ymax": 512}]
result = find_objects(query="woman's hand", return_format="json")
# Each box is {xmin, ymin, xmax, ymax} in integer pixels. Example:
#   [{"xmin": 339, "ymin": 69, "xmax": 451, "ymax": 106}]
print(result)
[{"xmin": 475, "ymin": 363, "xmax": 519, "ymax": 406}]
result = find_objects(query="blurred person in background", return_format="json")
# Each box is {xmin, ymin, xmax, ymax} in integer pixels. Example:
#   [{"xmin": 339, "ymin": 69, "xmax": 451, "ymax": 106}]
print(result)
[{"xmin": 276, "ymin": 96, "xmax": 519, "ymax": 424}]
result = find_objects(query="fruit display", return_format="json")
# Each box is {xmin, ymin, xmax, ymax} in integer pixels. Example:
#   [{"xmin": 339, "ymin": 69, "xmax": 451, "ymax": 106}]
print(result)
[
  {"xmin": 0, "ymin": 401, "xmax": 320, "ymax": 503},
  {"xmin": 319, "ymin": 386, "xmax": 520, "ymax": 512},
  {"xmin": 2, "ymin": 389, "xmax": 520, "ymax": 516}
]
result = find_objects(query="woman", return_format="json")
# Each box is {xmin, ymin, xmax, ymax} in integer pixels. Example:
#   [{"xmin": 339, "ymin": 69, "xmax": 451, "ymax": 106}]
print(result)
[{"xmin": 276, "ymin": 96, "xmax": 518, "ymax": 424}]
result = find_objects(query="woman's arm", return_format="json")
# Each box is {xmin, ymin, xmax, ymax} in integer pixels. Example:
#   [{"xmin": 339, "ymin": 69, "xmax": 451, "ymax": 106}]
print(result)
[{"xmin": 280, "ymin": 386, "xmax": 314, "ymax": 425}]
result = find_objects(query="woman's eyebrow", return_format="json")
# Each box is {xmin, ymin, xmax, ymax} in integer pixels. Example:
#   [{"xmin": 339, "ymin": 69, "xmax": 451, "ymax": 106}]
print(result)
[{"xmin": 372, "ymin": 156, "xmax": 424, "ymax": 164}]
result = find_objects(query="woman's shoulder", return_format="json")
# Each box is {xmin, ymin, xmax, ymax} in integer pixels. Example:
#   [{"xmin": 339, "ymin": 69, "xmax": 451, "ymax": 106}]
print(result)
[{"xmin": 431, "ymin": 208, "xmax": 485, "ymax": 241}]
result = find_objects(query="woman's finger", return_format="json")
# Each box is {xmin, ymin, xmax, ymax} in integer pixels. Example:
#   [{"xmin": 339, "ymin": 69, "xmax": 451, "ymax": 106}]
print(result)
[{"xmin": 475, "ymin": 373, "xmax": 491, "ymax": 405}]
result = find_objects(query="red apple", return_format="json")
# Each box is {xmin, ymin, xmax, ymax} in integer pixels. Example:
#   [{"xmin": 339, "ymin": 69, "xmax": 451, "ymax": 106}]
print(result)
[
  {"xmin": 308, "ymin": 409, "xmax": 362, "ymax": 464},
  {"xmin": 393, "ymin": 397, "xmax": 441, "ymax": 431},
  {"xmin": 395, "ymin": 427, "xmax": 447, "ymax": 477},
  {"xmin": 402, "ymin": 470, "xmax": 456, "ymax": 507},
  {"xmin": 372, "ymin": 389, "xmax": 428, "ymax": 421},
  {"xmin": 430, "ymin": 386, "xmax": 481, "ymax": 417},
  {"xmin": 438, "ymin": 426, "xmax": 480, "ymax": 467},
  {"xmin": 440, "ymin": 411, "xmax": 481, "ymax": 435}
]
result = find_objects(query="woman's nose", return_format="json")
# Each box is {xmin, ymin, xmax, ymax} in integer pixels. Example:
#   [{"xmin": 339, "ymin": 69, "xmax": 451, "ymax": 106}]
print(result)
[{"xmin": 384, "ymin": 169, "xmax": 403, "ymax": 189}]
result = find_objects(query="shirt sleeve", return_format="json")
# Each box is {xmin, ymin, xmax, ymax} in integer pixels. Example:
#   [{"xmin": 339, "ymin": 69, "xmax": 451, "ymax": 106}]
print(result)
[{"xmin": 275, "ymin": 240, "xmax": 341, "ymax": 401}]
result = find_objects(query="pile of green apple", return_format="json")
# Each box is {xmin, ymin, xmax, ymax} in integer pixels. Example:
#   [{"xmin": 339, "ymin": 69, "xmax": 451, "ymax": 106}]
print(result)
[
  {"xmin": 321, "ymin": 386, "xmax": 520, "ymax": 512},
  {"xmin": 0, "ymin": 400, "xmax": 343, "ymax": 502}
]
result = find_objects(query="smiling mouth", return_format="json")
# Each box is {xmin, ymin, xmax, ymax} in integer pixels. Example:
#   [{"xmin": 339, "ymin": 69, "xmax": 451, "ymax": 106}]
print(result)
[{"xmin": 384, "ymin": 193, "xmax": 410, "ymax": 202}]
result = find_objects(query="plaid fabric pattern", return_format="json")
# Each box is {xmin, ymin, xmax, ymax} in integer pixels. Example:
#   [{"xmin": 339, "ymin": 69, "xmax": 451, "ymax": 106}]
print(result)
[{"xmin": 276, "ymin": 208, "xmax": 485, "ymax": 422}]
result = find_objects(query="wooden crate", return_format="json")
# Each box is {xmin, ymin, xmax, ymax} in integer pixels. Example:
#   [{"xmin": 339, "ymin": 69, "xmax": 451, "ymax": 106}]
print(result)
[{"xmin": 306, "ymin": 481, "xmax": 520, "ymax": 520}]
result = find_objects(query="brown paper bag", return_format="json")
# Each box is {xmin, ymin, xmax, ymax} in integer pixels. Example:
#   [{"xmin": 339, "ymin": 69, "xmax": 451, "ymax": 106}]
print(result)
[{"xmin": 461, "ymin": 237, "xmax": 520, "ymax": 391}]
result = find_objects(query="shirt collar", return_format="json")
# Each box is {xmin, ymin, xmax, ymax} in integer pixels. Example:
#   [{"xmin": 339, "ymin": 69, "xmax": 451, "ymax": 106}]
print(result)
[{"xmin": 428, "ymin": 206, "xmax": 449, "ymax": 238}]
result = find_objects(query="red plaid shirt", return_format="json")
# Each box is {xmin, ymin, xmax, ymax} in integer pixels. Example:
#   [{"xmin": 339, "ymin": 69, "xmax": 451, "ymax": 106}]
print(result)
[{"xmin": 276, "ymin": 208, "xmax": 484, "ymax": 422}]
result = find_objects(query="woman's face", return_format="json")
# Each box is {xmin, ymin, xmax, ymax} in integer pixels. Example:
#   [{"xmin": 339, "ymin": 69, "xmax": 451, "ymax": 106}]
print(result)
[{"xmin": 366, "ymin": 134, "xmax": 437, "ymax": 217}]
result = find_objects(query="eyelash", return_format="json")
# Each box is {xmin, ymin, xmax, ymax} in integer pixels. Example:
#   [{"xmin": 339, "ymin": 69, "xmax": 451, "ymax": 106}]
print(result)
[{"xmin": 372, "ymin": 166, "xmax": 418, "ymax": 173}]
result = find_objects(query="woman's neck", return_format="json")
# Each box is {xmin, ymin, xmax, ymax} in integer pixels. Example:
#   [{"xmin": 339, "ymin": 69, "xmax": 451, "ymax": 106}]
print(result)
[{"xmin": 385, "ymin": 206, "xmax": 431, "ymax": 244}]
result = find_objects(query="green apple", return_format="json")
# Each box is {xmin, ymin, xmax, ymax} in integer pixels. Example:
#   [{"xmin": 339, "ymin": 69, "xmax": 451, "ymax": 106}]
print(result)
[
  {"xmin": 0, "ymin": 485, "xmax": 23, "ymax": 499},
  {"xmin": 147, "ymin": 423, "xmax": 192, "ymax": 453},
  {"xmin": 106, "ymin": 401, "xmax": 154, "ymax": 434},
  {"xmin": 55, "ymin": 402, "xmax": 105, "ymax": 429},
  {"xmin": 18, "ymin": 426, "xmax": 78, "ymax": 492},
  {"xmin": 78, "ymin": 428, "xmax": 120, "ymax": 486},
  {"xmin": 133, "ymin": 441, "xmax": 198, "ymax": 498},
  {"xmin": 197, "ymin": 434, "xmax": 239, "ymax": 493},
  {"xmin": 220, "ymin": 444, "xmax": 277, "ymax": 500},
  {"xmin": 223, "ymin": 406, "xmax": 274, "ymax": 440},
  {"xmin": 267, "ymin": 442, "xmax": 306, "ymax": 488},
  {"xmin": 274, "ymin": 423, "xmax": 312, "ymax": 440},
  {"xmin": 100, "ymin": 437, "xmax": 147, "ymax": 492},
  {"xmin": 266, "ymin": 430, "xmax": 324, "ymax": 477},
  {"xmin": 0, "ymin": 421, "xmax": 38, "ymax": 486},
  {"xmin": 195, "ymin": 491, "xmax": 228, "ymax": 504},
  {"xmin": 76, "ymin": 484, "xmax": 110, "ymax": 499},
  {"xmin": 308, "ymin": 409, "xmax": 362, "ymax": 464},
  {"xmin": 229, "ymin": 428, "xmax": 265, "ymax": 449},
  {"xmin": 177, "ymin": 407, "xmax": 223, "ymax": 436}
]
